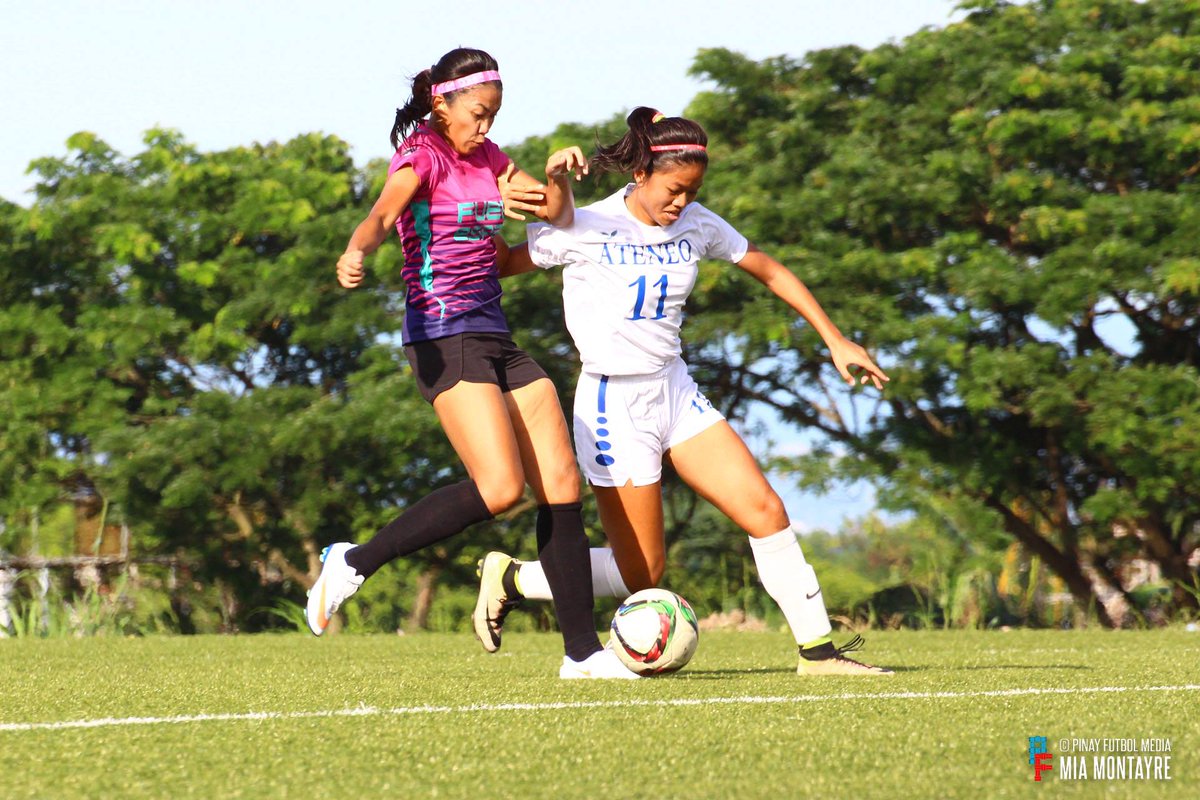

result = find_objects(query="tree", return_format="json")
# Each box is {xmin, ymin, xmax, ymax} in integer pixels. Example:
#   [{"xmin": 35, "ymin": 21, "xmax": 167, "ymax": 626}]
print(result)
[
  {"xmin": 7, "ymin": 0, "xmax": 1198, "ymax": 631},
  {"xmin": 1, "ymin": 129, "xmax": 537, "ymax": 629},
  {"xmin": 681, "ymin": 0, "xmax": 1199, "ymax": 625}
]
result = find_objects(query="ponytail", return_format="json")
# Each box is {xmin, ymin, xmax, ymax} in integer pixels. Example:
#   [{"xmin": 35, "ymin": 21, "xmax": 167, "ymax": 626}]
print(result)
[
  {"xmin": 392, "ymin": 69, "xmax": 433, "ymax": 149},
  {"xmin": 591, "ymin": 106, "xmax": 709, "ymax": 177},
  {"xmin": 389, "ymin": 48, "xmax": 501, "ymax": 150}
]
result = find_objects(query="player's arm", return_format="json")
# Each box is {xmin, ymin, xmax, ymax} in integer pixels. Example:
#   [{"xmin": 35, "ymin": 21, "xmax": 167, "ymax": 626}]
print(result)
[
  {"xmin": 736, "ymin": 243, "xmax": 889, "ymax": 390},
  {"xmin": 337, "ymin": 167, "xmax": 421, "ymax": 289},
  {"xmin": 501, "ymin": 147, "xmax": 587, "ymax": 227},
  {"xmin": 498, "ymin": 161, "xmax": 545, "ymax": 221},
  {"xmin": 496, "ymin": 240, "xmax": 539, "ymax": 279}
]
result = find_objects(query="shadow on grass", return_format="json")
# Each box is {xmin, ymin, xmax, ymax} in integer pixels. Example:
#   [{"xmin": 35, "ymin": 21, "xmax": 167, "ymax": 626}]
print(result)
[
  {"xmin": 676, "ymin": 663, "xmax": 1088, "ymax": 680},
  {"xmin": 682, "ymin": 665, "xmax": 944, "ymax": 677},
  {"xmin": 679, "ymin": 668, "xmax": 817, "ymax": 677}
]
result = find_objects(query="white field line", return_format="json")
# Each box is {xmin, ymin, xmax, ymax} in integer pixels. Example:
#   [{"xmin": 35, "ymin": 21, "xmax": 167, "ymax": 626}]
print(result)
[{"xmin": 2, "ymin": 683, "xmax": 1198, "ymax": 733}]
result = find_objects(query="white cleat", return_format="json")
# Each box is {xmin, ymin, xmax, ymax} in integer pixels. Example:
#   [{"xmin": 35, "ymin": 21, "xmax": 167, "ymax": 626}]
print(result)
[
  {"xmin": 305, "ymin": 543, "xmax": 364, "ymax": 636},
  {"xmin": 559, "ymin": 648, "xmax": 641, "ymax": 680},
  {"xmin": 797, "ymin": 634, "xmax": 894, "ymax": 676},
  {"xmin": 473, "ymin": 551, "xmax": 522, "ymax": 653}
]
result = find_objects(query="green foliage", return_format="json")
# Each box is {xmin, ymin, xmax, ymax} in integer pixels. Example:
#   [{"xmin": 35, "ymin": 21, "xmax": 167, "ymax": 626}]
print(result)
[
  {"xmin": 680, "ymin": 0, "xmax": 1200, "ymax": 624},
  {"xmin": 1, "ymin": 570, "xmax": 175, "ymax": 638},
  {"xmin": 4, "ymin": 0, "xmax": 1199, "ymax": 633},
  {"xmin": 1, "ymin": 128, "xmax": 526, "ymax": 629},
  {"xmin": 249, "ymin": 598, "xmax": 308, "ymax": 634}
]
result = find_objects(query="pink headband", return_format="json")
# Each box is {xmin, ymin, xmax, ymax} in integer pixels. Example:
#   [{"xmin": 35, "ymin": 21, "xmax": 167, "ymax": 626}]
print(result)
[
  {"xmin": 431, "ymin": 70, "xmax": 502, "ymax": 96},
  {"xmin": 649, "ymin": 144, "xmax": 707, "ymax": 152}
]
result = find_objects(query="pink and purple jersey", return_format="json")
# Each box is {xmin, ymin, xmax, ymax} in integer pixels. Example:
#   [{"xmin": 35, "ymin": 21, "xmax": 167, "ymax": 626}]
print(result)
[{"xmin": 389, "ymin": 125, "xmax": 511, "ymax": 344}]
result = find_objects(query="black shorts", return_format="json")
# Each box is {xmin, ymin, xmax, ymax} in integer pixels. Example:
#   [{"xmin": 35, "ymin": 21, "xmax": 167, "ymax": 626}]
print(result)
[{"xmin": 404, "ymin": 332, "xmax": 549, "ymax": 404}]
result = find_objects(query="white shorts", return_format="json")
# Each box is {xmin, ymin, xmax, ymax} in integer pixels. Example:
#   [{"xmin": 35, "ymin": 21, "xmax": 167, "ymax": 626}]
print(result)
[{"xmin": 573, "ymin": 358, "xmax": 725, "ymax": 488}]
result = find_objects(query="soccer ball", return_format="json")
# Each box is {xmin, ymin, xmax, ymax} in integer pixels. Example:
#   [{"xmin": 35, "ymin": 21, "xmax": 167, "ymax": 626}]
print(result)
[{"xmin": 608, "ymin": 588, "xmax": 699, "ymax": 675}]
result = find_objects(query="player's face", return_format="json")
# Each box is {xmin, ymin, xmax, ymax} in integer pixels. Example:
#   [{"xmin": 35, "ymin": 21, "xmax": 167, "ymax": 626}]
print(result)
[
  {"xmin": 432, "ymin": 84, "xmax": 502, "ymax": 155},
  {"xmin": 630, "ymin": 162, "xmax": 706, "ymax": 227}
]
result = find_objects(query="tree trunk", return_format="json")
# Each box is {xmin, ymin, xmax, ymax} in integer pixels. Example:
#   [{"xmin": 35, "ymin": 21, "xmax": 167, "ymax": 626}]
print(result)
[
  {"xmin": 1138, "ymin": 516, "xmax": 1200, "ymax": 614},
  {"xmin": 983, "ymin": 495, "xmax": 1118, "ymax": 628},
  {"xmin": 405, "ymin": 564, "xmax": 442, "ymax": 632},
  {"xmin": 73, "ymin": 492, "xmax": 123, "ymax": 556},
  {"xmin": 1080, "ymin": 560, "xmax": 1133, "ymax": 628}
]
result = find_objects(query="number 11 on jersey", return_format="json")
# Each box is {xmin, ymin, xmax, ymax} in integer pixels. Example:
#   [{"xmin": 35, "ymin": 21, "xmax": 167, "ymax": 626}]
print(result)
[{"xmin": 628, "ymin": 273, "xmax": 668, "ymax": 321}]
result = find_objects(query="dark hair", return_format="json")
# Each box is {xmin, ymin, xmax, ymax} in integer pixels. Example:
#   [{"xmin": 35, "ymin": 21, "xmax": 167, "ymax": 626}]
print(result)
[
  {"xmin": 390, "ymin": 47, "xmax": 501, "ymax": 149},
  {"xmin": 590, "ymin": 107, "xmax": 709, "ymax": 176}
]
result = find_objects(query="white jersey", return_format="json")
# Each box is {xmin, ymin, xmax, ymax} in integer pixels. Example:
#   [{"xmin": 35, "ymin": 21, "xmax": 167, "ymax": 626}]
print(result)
[{"xmin": 527, "ymin": 185, "xmax": 748, "ymax": 375}]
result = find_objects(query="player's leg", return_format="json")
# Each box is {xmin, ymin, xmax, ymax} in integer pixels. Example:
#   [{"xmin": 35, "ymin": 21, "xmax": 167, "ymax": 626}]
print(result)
[
  {"xmin": 665, "ymin": 420, "xmax": 832, "ymax": 640},
  {"xmin": 359, "ymin": 378, "xmax": 522, "ymax": 566},
  {"xmin": 434, "ymin": 379, "xmax": 528, "ymax": 512},
  {"xmin": 664, "ymin": 376, "xmax": 891, "ymax": 675},
  {"xmin": 307, "ymin": 380, "xmax": 514, "ymax": 635},
  {"xmin": 506, "ymin": 377, "xmax": 636, "ymax": 678},
  {"xmin": 502, "ymin": 375, "xmax": 660, "ymax": 592},
  {"xmin": 487, "ymin": 477, "xmax": 661, "ymax": 678},
  {"xmin": 474, "ymin": 370, "xmax": 649, "ymax": 677},
  {"xmin": 664, "ymin": 419, "xmax": 789, "ymax": 535},
  {"xmin": 473, "ymin": 375, "xmax": 592, "ymax": 656},
  {"xmin": 498, "ymin": 546, "xmax": 632, "ymax": 604},
  {"xmin": 508, "ymin": 369, "xmax": 664, "ymax": 600},
  {"xmin": 507, "ymin": 479, "xmax": 662, "ymax": 601},
  {"xmin": 481, "ymin": 348, "xmax": 632, "ymax": 677},
  {"xmin": 501, "ymin": 376, "xmax": 579, "ymax": 505},
  {"xmin": 573, "ymin": 369, "xmax": 672, "ymax": 593},
  {"xmin": 494, "ymin": 479, "xmax": 659, "ymax": 587},
  {"xmin": 308, "ymin": 336, "xmax": 516, "ymax": 636},
  {"xmin": 465, "ymin": 340, "xmax": 575, "ymax": 650},
  {"xmin": 591, "ymin": 481, "xmax": 667, "ymax": 592}
]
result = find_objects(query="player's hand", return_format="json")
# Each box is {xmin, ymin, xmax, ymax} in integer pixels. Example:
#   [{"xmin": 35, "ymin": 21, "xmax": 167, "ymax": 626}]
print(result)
[
  {"xmin": 337, "ymin": 249, "xmax": 365, "ymax": 289},
  {"xmin": 545, "ymin": 146, "xmax": 588, "ymax": 182},
  {"xmin": 498, "ymin": 161, "xmax": 546, "ymax": 220},
  {"xmin": 829, "ymin": 337, "xmax": 890, "ymax": 390}
]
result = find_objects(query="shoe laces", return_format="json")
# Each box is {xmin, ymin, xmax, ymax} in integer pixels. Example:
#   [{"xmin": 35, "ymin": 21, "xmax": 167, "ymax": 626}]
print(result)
[
  {"xmin": 835, "ymin": 634, "xmax": 866, "ymax": 657},
  {"xmin": 830, "ymin": 635, "xmax": 879, "ymax": 669},
  {"xmin": 489, "ymin": 596, "xmax": 521, "ymax": 626}
]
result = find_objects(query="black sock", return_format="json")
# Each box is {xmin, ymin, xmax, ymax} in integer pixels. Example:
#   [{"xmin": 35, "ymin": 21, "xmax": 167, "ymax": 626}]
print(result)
[
  {"xmin": 345, "ymin": 480, "xmax": 492, "ymax": 579},
  {"xmin": 536, "ymin": 502, "xmax": 602, "ymax": 661},
  {"xmin": 501, "ymin": 560, "xmax": 524, "ymax": 600},
  {"xmin": 800, "ymin": 641, "xmax": 837, "ymax": 661}
]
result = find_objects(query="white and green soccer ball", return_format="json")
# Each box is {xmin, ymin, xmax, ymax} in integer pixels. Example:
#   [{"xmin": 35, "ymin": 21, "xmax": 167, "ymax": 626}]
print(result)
[{"xmin": 608, "ymin": 588, "xmax": 699, "ymax": 675}]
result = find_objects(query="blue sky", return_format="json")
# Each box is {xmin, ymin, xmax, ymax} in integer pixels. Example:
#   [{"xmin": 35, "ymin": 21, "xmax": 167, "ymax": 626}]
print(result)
[
  {"xmin": 0, "ymin": 0, "xmax": 966, "ymax": 531},
  {"xmin": 0, "ymin": 0, "xmax": 964, "ymax": 203}
]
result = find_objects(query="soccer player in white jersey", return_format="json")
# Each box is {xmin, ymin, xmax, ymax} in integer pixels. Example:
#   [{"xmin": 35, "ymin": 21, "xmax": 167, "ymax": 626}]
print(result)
[{"xmin": 474, "ymin": 107, "xmax": 893, "ymax": 675}]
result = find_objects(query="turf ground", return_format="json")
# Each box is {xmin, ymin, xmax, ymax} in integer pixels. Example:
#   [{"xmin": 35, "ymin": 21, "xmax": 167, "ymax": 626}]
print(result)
[{"xmin": 1, "ymin": 629, "xmax": 1197, "ymax": 799}]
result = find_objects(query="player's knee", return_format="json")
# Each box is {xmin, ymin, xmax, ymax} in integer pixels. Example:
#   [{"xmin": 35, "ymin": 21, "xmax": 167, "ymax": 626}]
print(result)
[
  {"xmin": 645, "ymin": 558, "xmax": 666, "ymax": 587},
  {"xmin": 541, "ymin": 461, "xmax": 581, "ymax": 505},
  {"xmin": 620, "ymin": 555, "xmax": 665, "ymax": 592},
  {"xmin": 745, "ymin": 488, "xmax": 789, "ymax": 536},
  {"xmin": 476, "ymin": 473, "xmax": 526, "ymax": 514}
]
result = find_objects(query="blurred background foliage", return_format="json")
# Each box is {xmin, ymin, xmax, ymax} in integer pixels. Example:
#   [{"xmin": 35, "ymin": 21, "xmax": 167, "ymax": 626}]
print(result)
[{"xmin": 1, "ymin": 0, "xmax": 1197, "ymax": 636}]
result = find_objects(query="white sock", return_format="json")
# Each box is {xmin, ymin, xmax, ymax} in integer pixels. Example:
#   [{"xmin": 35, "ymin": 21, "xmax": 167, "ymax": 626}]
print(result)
[
  {"xmin": 748, "ymin": 524, "xmax": 832, "ymax": 646},
  {"xmin": 591, "ymin": 547, "xmax": 632, "ymax": 597},
  {"xmin": 517, "ymin": 548, "xmax": 630, "ymax": 601}
]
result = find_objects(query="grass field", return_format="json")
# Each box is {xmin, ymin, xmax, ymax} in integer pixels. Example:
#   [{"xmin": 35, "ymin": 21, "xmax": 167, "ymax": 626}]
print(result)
[{"xmin": 1, "ymin": 629, "xmax": 1197, "ymax": 799}]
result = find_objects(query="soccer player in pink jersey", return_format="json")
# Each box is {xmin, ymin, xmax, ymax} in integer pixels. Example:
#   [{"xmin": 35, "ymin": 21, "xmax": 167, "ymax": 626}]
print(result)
[{"xmin": 307, "ymin": 48, "xmax": 636, "ymax": 679}]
